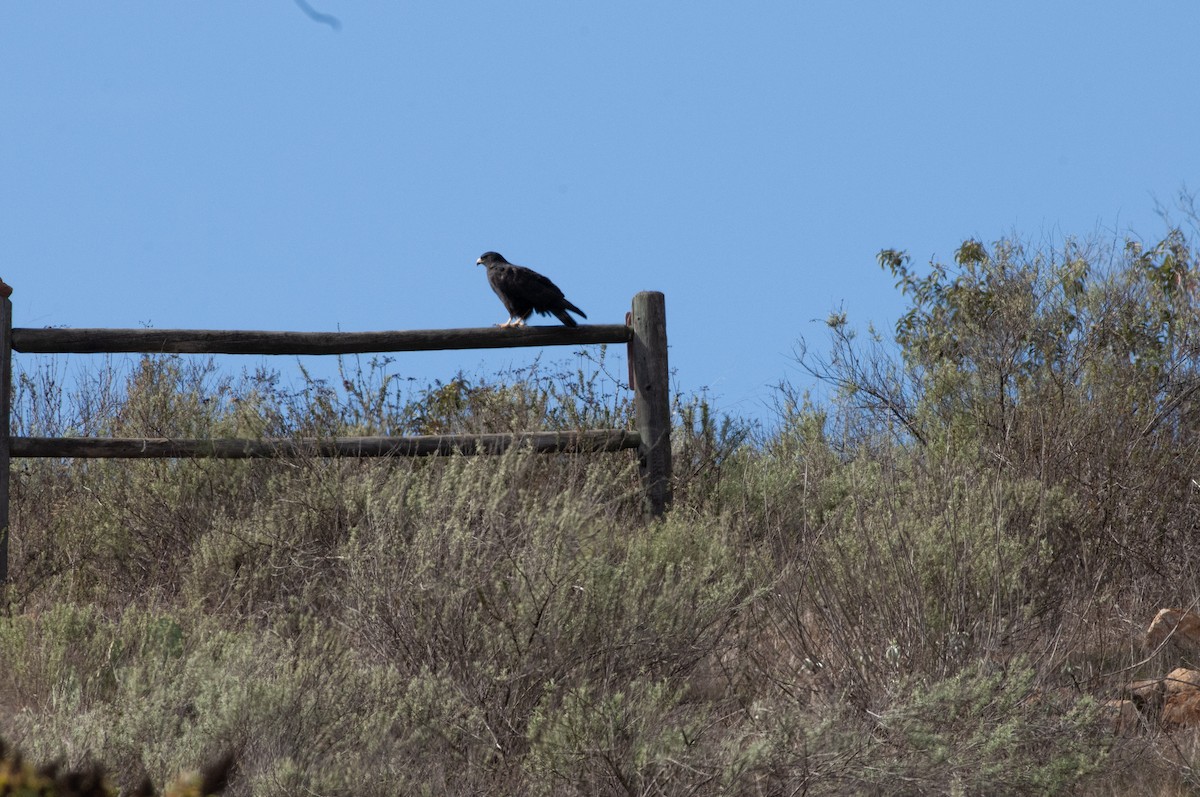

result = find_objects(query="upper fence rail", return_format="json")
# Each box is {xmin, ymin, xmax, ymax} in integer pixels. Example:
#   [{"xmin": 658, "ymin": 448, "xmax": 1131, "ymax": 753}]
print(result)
[{"xmin": 11, "ymin": 324, "xmax": 633, "ymax": 355}]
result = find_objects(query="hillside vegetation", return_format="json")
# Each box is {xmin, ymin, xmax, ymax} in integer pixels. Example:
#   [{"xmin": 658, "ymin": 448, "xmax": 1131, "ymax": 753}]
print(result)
[{"xmin": 3, "ymin": 231, "xmax": 1200, "ymax": 795}]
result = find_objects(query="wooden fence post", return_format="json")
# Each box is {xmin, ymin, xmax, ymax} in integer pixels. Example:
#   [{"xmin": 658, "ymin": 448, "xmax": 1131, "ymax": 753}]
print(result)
[
  {"xmin": 629, "ymin": 291, "xmax": 671, "ymax": 516},
  {"xmin": 0, "ymin": 281, "xmax": 12, "ymax": 584}
]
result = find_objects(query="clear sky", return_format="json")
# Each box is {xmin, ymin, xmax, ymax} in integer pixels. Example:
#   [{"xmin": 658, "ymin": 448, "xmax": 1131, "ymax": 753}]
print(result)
[{"xmin": 3, "ymin": 3, "xmax": 1199, "ymax": 424}]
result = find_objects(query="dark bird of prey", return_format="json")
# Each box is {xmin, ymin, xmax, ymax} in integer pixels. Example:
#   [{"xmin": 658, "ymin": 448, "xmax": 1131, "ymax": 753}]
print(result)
[{"xmin": 476, "ymin": 251, "xmax": 587, "ymax": 328}]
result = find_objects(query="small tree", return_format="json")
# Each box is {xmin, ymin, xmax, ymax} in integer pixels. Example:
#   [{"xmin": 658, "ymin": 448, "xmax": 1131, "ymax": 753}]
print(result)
[{"xmin": 800, "ymin": 230, "xmax": 1200, "ymax": 586}]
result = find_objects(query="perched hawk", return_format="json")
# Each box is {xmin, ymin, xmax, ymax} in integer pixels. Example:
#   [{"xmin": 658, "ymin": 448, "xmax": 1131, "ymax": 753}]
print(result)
[{"xmin": 476, "ymin": 251, "xmax": 587, "ymax": 328}]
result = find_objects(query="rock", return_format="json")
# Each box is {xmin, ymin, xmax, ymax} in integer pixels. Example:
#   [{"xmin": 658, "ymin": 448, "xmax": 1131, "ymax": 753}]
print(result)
[
  {"xmin": 1160, "ymin": 668, "xmax": 1200, "ymax": 729},
  {"xmin": 1162, "ymin": 667, "xmax": 1200, "ymax": 695},
  {"xmin": 1162, "ymin": 691, "xmax": 1200, "ymax": 728},
  {"xmin": 1144, "ymin": 609, "xmax": 1200, "ymax": 659},
  {"xmin": 1126, "ymin": 678, "xmax": 1164, "ymax": 713}
]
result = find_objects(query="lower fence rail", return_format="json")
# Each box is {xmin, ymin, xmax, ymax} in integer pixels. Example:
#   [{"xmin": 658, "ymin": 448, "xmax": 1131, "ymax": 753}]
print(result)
[{"xmin": 11, "ymin": 430, "xmax": 642, "ymax": 459}]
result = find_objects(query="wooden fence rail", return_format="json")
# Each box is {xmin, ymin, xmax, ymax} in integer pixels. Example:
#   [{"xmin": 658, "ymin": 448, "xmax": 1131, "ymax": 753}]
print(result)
[
  {"xmin": 10, "ymin": 430, "xmax": 642, "ymax": 459},
  {"xmin": 0, "ymin": 287, "xmax": 671, "ymax": 583},
  {"xmin": 11, "ymin": 324, "xmax": 633, "ymax": 355}
]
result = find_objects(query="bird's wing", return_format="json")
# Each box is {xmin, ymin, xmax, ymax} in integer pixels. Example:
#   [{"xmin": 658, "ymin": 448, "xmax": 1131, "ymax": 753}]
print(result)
[
  {"xmin": 490, "ymin": 264, "xmax": 559, "ymax": 305},
  {"xmin": 492, "ymin": 264, "xmax": 585, "ymax": 322}
]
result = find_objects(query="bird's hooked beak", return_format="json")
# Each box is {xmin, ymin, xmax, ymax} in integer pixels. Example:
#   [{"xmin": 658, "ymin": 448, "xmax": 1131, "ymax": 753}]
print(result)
[{"xmin": 475, "ymin": 257, "xmax": 484, "ymax": 266}]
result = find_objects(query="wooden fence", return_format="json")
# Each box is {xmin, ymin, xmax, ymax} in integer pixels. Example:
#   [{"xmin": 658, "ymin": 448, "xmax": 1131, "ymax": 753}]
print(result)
[{"xmin": 0, "ymin": 286, "xmax": 671, "ymax": 583}]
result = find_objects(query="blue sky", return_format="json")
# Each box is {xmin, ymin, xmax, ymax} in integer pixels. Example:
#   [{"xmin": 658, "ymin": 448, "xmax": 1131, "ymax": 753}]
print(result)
[{"xmin": 3, "ymin": 3, "xmax": 1199, "ymax": 424}]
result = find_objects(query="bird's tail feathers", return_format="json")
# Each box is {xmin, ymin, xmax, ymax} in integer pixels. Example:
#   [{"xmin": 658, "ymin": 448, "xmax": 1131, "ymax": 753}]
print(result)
[
  {"xmin": 563, "ymin": 301, "xmax": 586, "ymax": 320},
  {"xmin": 553, "ymin": 309, "xmax": 580, "ymax": 327}
]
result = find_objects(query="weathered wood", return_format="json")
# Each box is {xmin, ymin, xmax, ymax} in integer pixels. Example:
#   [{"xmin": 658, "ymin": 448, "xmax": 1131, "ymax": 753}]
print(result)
[
  {"xmin": 0, "ymin": 291, "xmax": 10, "ymax": 583},
  {"xmin": 11, "ymin": 324, "xmax": 632, "ymax": 355},
  {"xmin": 629, "ymin": 291, "xmax": 671, "ymax": 516},
  {"xmin": 11, "ymin": 430, "xmax": 641, "ymax": 459}
]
